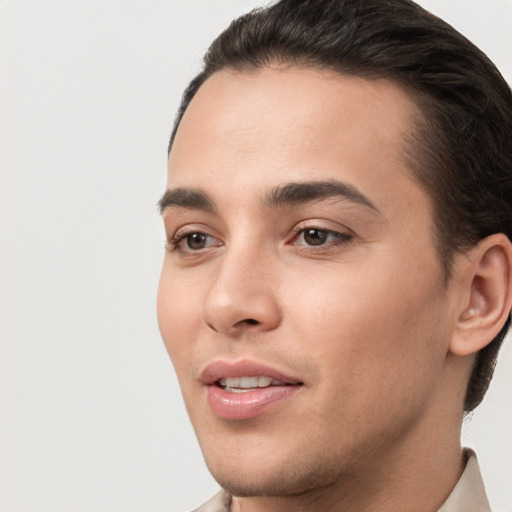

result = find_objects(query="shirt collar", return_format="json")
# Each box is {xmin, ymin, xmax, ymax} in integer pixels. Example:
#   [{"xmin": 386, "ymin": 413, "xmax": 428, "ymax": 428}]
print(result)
[{"xmin": 438, "ymin": 448, "xmax": 491, "ymax": 512}]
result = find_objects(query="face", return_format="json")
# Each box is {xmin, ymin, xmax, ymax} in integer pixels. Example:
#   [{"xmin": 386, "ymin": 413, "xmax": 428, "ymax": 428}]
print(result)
[{"xmin": 158, "ymin": 67, "xmax": 459, "ymax": 497}]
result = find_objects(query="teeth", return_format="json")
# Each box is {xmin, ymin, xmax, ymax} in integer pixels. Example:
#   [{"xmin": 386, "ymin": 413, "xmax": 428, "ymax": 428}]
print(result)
[
  {"xmin": 240, "ymin": 376, "xmax": 259, "ymax": 388},
  {"xmin": 218, "ymin": 376, "xmax": 286, "ymax": 392},
  {"xmin": 258, "ymin": 376, "xmax": 272, "ymax": 387}
]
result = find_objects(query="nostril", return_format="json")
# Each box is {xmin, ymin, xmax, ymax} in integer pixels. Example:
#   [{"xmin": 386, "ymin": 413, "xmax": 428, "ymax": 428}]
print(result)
[
  {"xmin": 206, "ymin": 322, "xmax": 218, "ymax": 332},
  {"xmin": 242, "ymin": 318, "xmax": 260, "ymax": 326}
]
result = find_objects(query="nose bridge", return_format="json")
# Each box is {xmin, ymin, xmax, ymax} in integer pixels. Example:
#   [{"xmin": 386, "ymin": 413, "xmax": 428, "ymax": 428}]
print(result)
[{"xmin": 201, "ymin": 239, "xmax": 280, "ymax": 334}]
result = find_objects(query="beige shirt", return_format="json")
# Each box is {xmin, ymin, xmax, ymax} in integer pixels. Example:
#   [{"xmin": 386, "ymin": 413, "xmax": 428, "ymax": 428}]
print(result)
[{"xmin": 192, "ymin": 450, "xmax": 491, "ymax": 512}]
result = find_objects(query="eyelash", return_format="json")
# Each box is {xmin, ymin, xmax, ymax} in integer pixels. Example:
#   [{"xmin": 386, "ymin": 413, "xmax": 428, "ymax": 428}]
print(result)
[
  {"xmin": 168, "ymin": 229, "xmax": 218, "ymax": 253},
  {"xmin": 289, "ymin": 227, "xmax": 353, "ymax": 249},
  {"xmin": 167, "ymin": 226, "xmax": 353, "ymax": 254}
]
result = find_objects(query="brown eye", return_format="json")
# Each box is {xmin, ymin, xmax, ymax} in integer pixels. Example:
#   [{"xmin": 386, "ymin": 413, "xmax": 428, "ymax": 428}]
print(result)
[
  {"xmin": 170, "ymin": 230, "xmax": 221, "ymax": 254},
  {"xmin": 186, "ymin": 233, "xmax": 209, "ymax": 250},
  {"xmin": 292, "ymin": 227, "xmax": 352, "ymax": 248},
  {"xmin": 303, "ymin": 228, "xmax": 328, "ymax": 246}
]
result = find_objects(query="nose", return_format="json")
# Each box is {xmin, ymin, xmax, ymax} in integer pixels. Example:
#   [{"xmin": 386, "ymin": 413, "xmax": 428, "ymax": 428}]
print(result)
[{"xmin": 200, "ymin": 247, "xmax": 281, "ymax": 336}]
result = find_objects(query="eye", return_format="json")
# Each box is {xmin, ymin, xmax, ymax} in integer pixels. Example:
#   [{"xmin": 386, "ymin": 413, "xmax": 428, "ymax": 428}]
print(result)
[
  {"xmin": 184, "ymin": 232, "xmax": 211, "ymax": 250},
  {"xmin": 170, "ymin": 230, "xmax": 221, "ymax": 253},
  {"xmin": 291, "ymin": 227, "xmax": 351, "ymax": 247}
]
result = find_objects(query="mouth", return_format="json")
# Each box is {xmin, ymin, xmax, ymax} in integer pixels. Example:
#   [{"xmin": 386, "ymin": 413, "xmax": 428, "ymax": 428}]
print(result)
[
  {"xmin": 201, "ymin": 360, "xmax": 304, "ymax": 420},
  {"xmin": 216, "ymin": 376, "xmax": 295, "ymax": 393}
]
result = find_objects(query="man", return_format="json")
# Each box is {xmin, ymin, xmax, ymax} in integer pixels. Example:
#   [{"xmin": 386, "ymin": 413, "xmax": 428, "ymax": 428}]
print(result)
[{"xmin": 157, "ymin": 0, "xmax": 512, "ymax": 510}]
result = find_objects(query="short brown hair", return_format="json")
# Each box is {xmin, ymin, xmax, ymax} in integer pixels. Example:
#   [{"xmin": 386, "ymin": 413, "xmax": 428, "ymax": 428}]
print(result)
[{"xmin": 168, "ymin": 0, "xmax": 512, "ymax": 412}]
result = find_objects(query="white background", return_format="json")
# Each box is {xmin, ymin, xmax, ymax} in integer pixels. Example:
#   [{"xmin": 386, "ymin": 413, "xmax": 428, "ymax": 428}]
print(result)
[{"xmin": 1, "ymin": 1, "xmax": 511, "ymax": 511}]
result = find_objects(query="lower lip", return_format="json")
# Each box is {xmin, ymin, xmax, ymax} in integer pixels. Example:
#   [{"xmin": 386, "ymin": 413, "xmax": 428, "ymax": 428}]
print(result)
[{"xmin": 207, "ymin": 384, "xmax": 301, "ymax": 420}]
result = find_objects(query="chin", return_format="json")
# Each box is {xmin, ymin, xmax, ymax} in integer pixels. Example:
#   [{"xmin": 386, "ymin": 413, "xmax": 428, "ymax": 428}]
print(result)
[{"xmin": 204, "ymin": 448, "xmax": 353, "ymax": 498}]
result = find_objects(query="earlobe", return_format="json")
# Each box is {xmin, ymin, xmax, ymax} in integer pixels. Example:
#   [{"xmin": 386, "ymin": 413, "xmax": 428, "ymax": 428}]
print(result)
[{"xmin": 450, "ymin": 234, "xmax": 512, "ymax": 356}]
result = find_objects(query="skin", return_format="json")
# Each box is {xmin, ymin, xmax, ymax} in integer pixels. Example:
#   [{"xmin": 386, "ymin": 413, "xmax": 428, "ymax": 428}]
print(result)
[{"xmin": 157, "ymin": 67, "xmax": 493, "ymax": 511}]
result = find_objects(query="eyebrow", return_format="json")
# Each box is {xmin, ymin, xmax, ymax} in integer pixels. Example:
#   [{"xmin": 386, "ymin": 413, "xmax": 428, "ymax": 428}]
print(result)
[
  {"xmin": 158, "ymin": 179, "xmax": 379, "ymax": 215},
  {"xmin": 158, "ymin": 188, "xmax": 216, "ymax": 215},
  {"xmin": 263, "ymin": 179, "xmax": 379, "ymax": 212}
]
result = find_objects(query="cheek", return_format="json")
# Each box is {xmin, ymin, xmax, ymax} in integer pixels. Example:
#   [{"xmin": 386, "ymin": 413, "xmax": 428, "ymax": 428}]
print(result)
[
  {"xmin": 157, "ymin": 263, "xmax": 202, "ymax": 377},
  {"xmin": 282, "ymin": 256, "xmax": 448, "ymax": 391}
]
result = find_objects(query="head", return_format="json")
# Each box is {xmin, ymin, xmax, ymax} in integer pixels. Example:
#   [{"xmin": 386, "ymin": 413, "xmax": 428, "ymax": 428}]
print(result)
[
  {"xmin": 158, "ymin": 0, "xmax": 512, "ymax": 502},
  {"xmin": 167, "ymin": 0, "xmax": 512, "ymax": 413}
]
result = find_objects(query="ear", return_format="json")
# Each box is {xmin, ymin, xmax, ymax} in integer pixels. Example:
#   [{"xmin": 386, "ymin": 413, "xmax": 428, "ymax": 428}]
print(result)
[{"xmin": 450, "ymin": 234, "xmax": 512, "ymax": 356}]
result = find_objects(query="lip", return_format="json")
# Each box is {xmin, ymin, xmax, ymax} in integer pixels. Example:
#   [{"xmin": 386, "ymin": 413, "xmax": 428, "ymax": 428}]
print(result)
[
  {"xmin": 200, "ymin": 359, "xmax": 303, "ymax": 420},
  {"xmin": 200, "ymin": 359, "xmax": 302, "ymax": 385}
]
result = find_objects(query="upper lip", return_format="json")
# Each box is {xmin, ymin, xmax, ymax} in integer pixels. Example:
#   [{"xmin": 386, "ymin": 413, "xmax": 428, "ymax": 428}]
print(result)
[{"xmin": 200, "ymin": 359, "xmax": 303, "ymax": 385}]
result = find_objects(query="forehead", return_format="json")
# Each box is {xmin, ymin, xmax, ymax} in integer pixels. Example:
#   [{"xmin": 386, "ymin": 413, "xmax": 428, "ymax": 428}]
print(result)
[
  {"xmin": 167, "ymin": 66, "xmax": 428, "ymax": 223},
  {"xmin": 169, "ymin": 66, "xmax": 418, "ymax": 175},
  {"xmin": 170, "ymin": 67, "xmax": 417, "ymax": 157}
]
